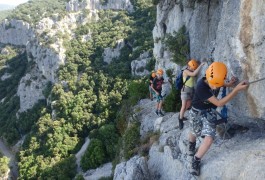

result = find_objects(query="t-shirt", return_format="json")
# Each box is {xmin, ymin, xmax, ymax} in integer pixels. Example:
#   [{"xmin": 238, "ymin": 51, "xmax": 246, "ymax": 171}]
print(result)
[
  {"xmin": 153, "ymin": 77, "xmax": 164, "ymax": 93},
  {"xmin": 149, "ymin": 75, "xmax": 155, "ymax": 86},
  {"xmin": 192, "ymin": 77, "xmax": 220, "ymax": 110}
]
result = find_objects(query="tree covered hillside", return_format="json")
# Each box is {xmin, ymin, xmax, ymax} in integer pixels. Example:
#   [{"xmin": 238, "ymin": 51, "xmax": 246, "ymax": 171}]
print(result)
[
  {"xmin": 7, "ymin": 0, "xmax": 67, "ymax": 24},
  {"xmin": 0, "ymin": 10, "xmax": 12, "ymax": 21},
  {"xmin": 0, "ymin": 0, "xmax": 156, "ymax": 179}
]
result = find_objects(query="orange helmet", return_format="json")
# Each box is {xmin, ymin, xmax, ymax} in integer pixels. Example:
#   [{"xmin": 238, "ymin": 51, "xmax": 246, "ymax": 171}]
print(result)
[
  {"xmin": 188, "ymin": 59, "xmax": 199, "ymax": 70},
  {"xmin": 151, "ymin": 71, "xmax": 156, "ymax": 78},
  {"xmin": 156, "ymin": 69, "xmax": 164, "ymax": 75},
  {"xmin": 206, "ymin": 62, "xmax": 227, "ymax": 87}
]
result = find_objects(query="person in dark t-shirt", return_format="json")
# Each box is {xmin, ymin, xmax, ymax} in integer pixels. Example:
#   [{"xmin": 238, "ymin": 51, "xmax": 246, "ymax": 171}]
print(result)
[
  {"xmin": 188, "ymin": 62, "xmax": 248, "ymax": 176},
  {"xmin": 149, "ymin": 71, "xmax": 156, "ymax": 101},
  {"xmin": 151, "ymin": 69, "xmax": 165, "ymax": 116}
]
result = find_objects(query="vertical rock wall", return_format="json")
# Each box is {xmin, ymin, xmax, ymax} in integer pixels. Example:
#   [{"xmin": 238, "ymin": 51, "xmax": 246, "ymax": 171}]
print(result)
[{"xmin": 153, "ymin": 0, "xmax": 265, "ymax": 119}]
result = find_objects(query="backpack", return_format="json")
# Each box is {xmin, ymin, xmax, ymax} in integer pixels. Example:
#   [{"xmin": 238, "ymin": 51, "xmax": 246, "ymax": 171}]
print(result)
[{"xmin": 175, "ymin": 70, "xmax": 190, "ymax": 90}]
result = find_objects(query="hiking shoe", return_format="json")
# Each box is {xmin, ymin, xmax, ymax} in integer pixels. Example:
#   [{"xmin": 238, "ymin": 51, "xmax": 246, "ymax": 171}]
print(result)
[
  {"xmin": 178, "ymin": 114, "xmax": 188, "ymax": 121},
  {"xmin": 190, "ymin": 156, "xmax": 201, "ymax": 176},
  {"xmin": 188, "ymin": 142, "xmax": 196, "ymax": 156},
  {"xmin": 182, "ymin": 117, "xmax": 188, "ymax": 121},
  {"xmin": 155, "ymin": 110, "xmax": 159, "ymax": 116},
  {"xmin": 159, "ymin": 111, "xmax": 164, "ymax": 116},
  {"xmin": 179, "ymin": 119, "xmax": 184, "ymax": 130}
]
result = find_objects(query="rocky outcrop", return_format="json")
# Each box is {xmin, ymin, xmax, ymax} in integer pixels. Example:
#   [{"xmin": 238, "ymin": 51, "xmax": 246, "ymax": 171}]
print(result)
[
  {"xmin": 131, "ymin": 51, "xmax": 152, "ymax": 77},
  {"xmin": 17, "ymin": 73, "xmax": 47, "ymax": 112},
  {"xmin": 83, "ymin": 162, "xmax": 112, "ymax": 180},
  {"xmin": 153, "ymin": 0, "xmax": 265, "ymax": 119},
  {"xmin": 114, "ymin": 156, "xmax": 150, "ymax": 180},
  {"xmin": 1, "ymin": 11, "xmax": 98, "ymax": 111},
  {"xmin": 113, "ymin": 98, "xmax": 265, "ymax": 179},
  {"xmin": 75, "ymin": 138, "xmax": 90, "ymax": 173},
  {"xmin": 0, "ymin": 0, "xmax": 133, "ymax": 112},
  {"xmin": 0, "ymin": 19, "xmax": 34, "ymax": 46},
  {"xmin": 66, "ymin": 0, "xmax": 133, "ymax": 12},
  {"xmin": 103, "ymin": 39, "xmax": 124, "ymax": 64},
  {"xmin": 1, "ymin": 47, "xmax": 10, "ymax": 55}
]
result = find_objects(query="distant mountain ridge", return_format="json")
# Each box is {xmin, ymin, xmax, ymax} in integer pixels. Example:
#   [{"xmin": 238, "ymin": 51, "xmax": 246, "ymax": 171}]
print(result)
[{"xmin": 0, "ymin": 4, "xmax": 15, "ymax": 11}]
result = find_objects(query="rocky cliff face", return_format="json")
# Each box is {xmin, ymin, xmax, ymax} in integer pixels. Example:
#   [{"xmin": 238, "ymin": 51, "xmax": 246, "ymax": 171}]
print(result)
[
  {"xmin": 131, "ymin": 51, "xmax": 152, "ymax": 76},
  {"xmin": 153, "ymin": 0, "xmax": 265, "ymax": 119},
  {"xmin": 114, "ymin": 99, "xmax": 265, "ymax": 179},
  {"xmin": 0, "ymin": 10, "xmax": 98, "ymax": 111},
  {"xmin": 66, "ymin": 0, "xmax": 133, "ymax": 12},
  {"xmin": 0, "ymin": 0, "xmax": 134, "ymax": 112},
  {"xmin": 0, "ymin": 19, "xmax": 34, "ymax": 45},
  {"xmin": 113, "ymin": 0, "xmax": 265, "ymax": 179},
  {"xmin": 103, "ymin": 39, "xmax": 125, "ymax": 64}
]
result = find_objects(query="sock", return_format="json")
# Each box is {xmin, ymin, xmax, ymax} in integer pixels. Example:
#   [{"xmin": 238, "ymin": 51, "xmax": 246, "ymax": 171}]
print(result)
[{"xmin": 189, "ymin": 141, "xmax": 196, "ymax": 146}]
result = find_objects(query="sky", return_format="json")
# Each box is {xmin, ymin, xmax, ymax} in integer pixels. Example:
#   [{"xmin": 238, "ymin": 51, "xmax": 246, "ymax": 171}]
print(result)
[{"xmin": 0, "ymin": 0, "xmax": 28, "ymax": 6}]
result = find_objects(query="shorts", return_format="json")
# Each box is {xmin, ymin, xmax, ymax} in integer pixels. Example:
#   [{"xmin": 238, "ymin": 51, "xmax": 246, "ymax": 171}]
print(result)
[
  {"xmin": 189, "ymin": 108, "xmax": 217, "ymax": 138},
  {"xmin": 149, "ymin": 85, "xmax": 152, "ymax": 93},
  {"xmin": 181, "ymin": 86, "xmax": 194, "ymax": 100},
  {"xmin": 152, "ymin": 90, "xmax": 163, "ymax": 102}
]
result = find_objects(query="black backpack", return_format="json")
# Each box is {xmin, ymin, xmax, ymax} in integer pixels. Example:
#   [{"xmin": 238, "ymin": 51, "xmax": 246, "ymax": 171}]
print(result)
[{"xmin": 175, "ymin": 70, "xmax": 190, "ymax": 90}]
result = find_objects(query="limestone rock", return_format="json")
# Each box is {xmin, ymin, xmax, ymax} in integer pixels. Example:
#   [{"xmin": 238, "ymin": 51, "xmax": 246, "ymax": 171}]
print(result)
[
  {"xmin": 67, "ymin": 0, "xmax": 133, "ymax": 12},
  {"xmin": 103, "ymin": 39, "xmax": 124, "ymax": 64},
  {"xmin": 116, "ymin": 99, "xmax": 265, "ymax": 180},
  {"xmin": 17, "ymin": 73, "xmax": 47, "ymax": 112},
  {"xmin": 83, "ymin": 163, "xmax": 112, "ymax": 180},
  {"xmin": 1, "ymin": 73, "xmax": 11, "ymax": 81},
  {"xmin": 153, "ymin": 0, "xmax": 265, "ymax": 119},
  {"xmin": 1, "ymin": 47, "xmax": 10, "ymax": 55},
  {"xmin": 114, "ymin": 156, "xmax": 150, "ymax": 180},
  {"xmin": 131, "ymin": 52, "xmax": 152, "ymax": 77},
  {"xmin": 0, "ymin": 19, "xmax": 33, "ymax": 46}
]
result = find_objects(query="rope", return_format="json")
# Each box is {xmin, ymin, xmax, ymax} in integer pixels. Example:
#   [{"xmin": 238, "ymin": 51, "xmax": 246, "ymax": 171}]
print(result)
[{"xmin": 248, "ymin": 77, "xmax": 265, "ymax": 84}]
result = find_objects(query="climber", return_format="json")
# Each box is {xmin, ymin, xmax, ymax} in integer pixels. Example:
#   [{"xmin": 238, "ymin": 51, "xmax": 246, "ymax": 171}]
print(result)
[
  {"xmin": 149, "ymin": 71, "xmax": 156, "ymax": 101},
  {"xmin": 179, "ymin": 59, "xmax": 205, "ymax": 130},
  {"xmin": 187, "ymin": 62, "xmax": 248, "ymax": 176},
  {"xmin": 151, "ymin": 69, "xmax": 165, "ymax": 116}
]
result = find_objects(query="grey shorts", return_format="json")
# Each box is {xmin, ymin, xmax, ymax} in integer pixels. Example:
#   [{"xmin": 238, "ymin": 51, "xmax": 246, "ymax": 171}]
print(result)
[
  {"xmin": 189, "ymin": 108, "xmax": 217, "ymax": 138},
  {"xmin": 181, "ymin": 86, "xmax": 194, "ymax": 100},
  {"xmin": 149, "ymin": 85, "xmax": 152, "ymax": 93}
]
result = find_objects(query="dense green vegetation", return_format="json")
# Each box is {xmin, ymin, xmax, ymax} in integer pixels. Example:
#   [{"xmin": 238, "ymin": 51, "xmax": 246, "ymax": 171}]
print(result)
[
  {"xmin": 7, "ymin": 0, "xmax": 67, "ymax": 24},
  {"xmin": 0, "ymin": 1, "xmax": 194, "ymax": 178},
  {"xmin": 81, "ymin": 124, "xmax": 119, "ymax": 170},
  {"xmin": 0, "ymin": 154, "xmax": 9, "ymax": 177},
  {"xmin": 163, "ymin": 26, "xmax": 190, "ymax": 65},
  {"xmin": 123, "ymin": 122, "xmax": 140, "ymax": 159},
  {"xmin": 4, "ymin": 0, "xmax": 157, "ymax": 179},
  {"xmin": 163, "ymin": 69, "xmax": 182, "ymax": 112},
  {"xmin": 0, "ymin": 47, "xmax": 28, "ymax": 144},
  {"xmin": 0, "ymin": 10, "xmax": 12, "ymax": 22}
]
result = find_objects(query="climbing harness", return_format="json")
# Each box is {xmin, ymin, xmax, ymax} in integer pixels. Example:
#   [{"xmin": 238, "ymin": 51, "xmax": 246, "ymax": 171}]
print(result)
[{"xmin": 220, "ymin": 87, "xmax": 228, "ymax": 119}]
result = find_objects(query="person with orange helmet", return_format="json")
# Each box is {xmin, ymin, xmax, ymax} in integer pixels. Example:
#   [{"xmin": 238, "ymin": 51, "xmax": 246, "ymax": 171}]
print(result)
[
  {"xmin": 188, "ymin": 62, "xmax": 248, "ymax": 176},
  {"xmin": 179, "ymin": 59, "xmax": 205, "ymax": 130},
  {"xmin": 149, "ymin": 71, "xmax": 157, "ymax": 101},
  {"xmin": 151, "ymin": 69, "xmax": 165, "ymax": 116}
]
